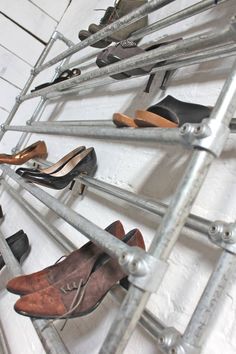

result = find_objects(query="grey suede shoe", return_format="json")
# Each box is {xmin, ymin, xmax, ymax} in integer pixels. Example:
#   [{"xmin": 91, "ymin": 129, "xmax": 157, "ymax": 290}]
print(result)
[{"xmin": 79, "ymin": 0, "xmax": 148, "ymax": 48}]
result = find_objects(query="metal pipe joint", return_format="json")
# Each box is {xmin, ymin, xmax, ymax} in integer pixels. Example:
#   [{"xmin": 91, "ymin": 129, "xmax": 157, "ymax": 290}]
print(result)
[
  {"xmin": 167, "ymin": 341, "xmax": 200, "ymax": 354},
  {"xmin": 208, "ymin": 220, "xmax": 236, "ymax": 253},
  {"xmin": 120, "ymin": 250, "xmax": 169, "ymax": 292},
  {"xmin": 230, "ymin": 15, "xmax": 236, "ymax": 35},
  {"xmin": 0, "ymin": 124, "xmax": 6, "ymax": 132},
  {"xmin": 155, "ymin": 327, "xmax": 200, "ymax": 354},
  {"xmin": 179, "ymin": 118, "xmax": 230, "ymax": 157}
]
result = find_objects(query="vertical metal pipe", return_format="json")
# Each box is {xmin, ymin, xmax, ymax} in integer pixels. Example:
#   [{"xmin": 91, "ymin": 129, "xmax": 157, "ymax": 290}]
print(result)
[
  {"xmin": 0, "ymin": 31, "xmax": 58, "ymax": 142},
  {"xmin": 1, "ymin": 180, "xmax": 75, "ymax": 252},
  {"xmin": 183, "ymin": 250, "xmax": 235, "ymax": 348},
  {"xmin": 210, "ymin": 59, "xmax": 236, "ymax": 127},
  {"xmin": 12, "ymin": 46, "xmax": 74, "ymax": 153},
  {"xmin": 130, "ymin": 0, "xmax": 229, "ymax": 41},
  {"xmin": 35, "ymin": 0, "xmax": 176, "ymax": 74},
  {"xmin": 0, "ymin": 229, "xmax": 69, "ymax": 354},
  {"xmin": 99, "ymin": 59, "xmax": 236, "ymax": 354},
  {"xmin": 150, "ymin": 151, "xmax": 214, "ymax": 258},
  {"xmin": 12, "ymin": 98, "xmax": 47, "ymax": 153},
  {"xmin": 0, "ymin": 325, "xmax": 9, "ymax": 354}
]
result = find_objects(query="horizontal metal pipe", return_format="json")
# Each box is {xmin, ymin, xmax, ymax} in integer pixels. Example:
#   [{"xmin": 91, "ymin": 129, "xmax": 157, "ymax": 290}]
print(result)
[
  {"xmin": 26, "ymin": 158, "xmax": 213, "ymax": 239},
  {"xmin": 20, "ymin": 19, "xmax": 236, "ymax": 101},
  {"xmin": 28, "ymin": 157, "xmax": 212, "ymax": 238},
  {"xmin": 183, "ymin": 250, "xmax": 235, "ymax": 348},
  {"xmin": 78, "ymin": 175, "xmax": 210, "ymax": 236},
  {"xmin": 46, "ymin": 45, "xmax": 236, "ymax": 100},
  {"xmin": 31, "ymin": 120, "xmax": 115, "ymax": 127},
  {"xmin": 0, "ymin": 166, "xmax": 144, "ymax": 261},
  {"xmin": 130, "ymin": 0, "xmax": 229, "ymax": 40},
  {"xmin": 1, "ymin": 125, "xmax": 187, "ymax": 146},
  {"xmin": 35, "ymin": 0, "xmax": 176, "ymax": 74},
  {"xmin": 0, "ymin": 229, "xmax": 69, "ymax": 354},
  {"xmin": 54, "ymin": 31, "xmax": 75, "ymax": 48},
  {"xmin": 1, "ymin": 178, "xmax": 168, "ymax": 343}
]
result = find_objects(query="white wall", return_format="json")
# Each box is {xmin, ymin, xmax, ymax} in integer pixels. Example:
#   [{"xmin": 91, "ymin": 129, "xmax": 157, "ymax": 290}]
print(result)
[{"xmin": 1, "ymin": 1, "xmax": 236, "ymax": 353}]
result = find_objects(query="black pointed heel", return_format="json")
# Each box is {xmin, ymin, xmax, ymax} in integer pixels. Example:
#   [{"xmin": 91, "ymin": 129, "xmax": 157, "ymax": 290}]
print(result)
[
  {"xmin": 0, "ymin": 230, "xmax": 30, "ymax": 270},
  {"xmin": 17, "ymin": 146, "xmax": 86, "ymax": 178},
  {"xmin": 16, "ymin": 148, "xmax": 97, "ymax": 190}
]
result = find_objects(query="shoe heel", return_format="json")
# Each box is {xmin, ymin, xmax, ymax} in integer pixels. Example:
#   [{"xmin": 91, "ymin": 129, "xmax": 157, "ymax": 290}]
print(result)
[
  {"xmin": 69, "ymin": 179, "xmax": 86, "ymax": 196},
  {"xmin": 120, "ymin": 277, "xmax": 130, "ymax": 290},
  {"xmin": 70, "ymin": 165, "xmax": 97, "ymax": 196},
  {"xmin": 38, "ymin": 152, "xmax": 48, "ymax": 160}
]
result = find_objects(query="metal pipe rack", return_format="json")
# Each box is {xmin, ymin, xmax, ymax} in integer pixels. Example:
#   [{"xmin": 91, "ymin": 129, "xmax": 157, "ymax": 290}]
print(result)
[
  {"xmin": 0, "ymin": 178, "xmax": 168, "ymax": 346},
  {"xmin": 0, "ymin": 1, "xmax": 236, "ymax": 353}
]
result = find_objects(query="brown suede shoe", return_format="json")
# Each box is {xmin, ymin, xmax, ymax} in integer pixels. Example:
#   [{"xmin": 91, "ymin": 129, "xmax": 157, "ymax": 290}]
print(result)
[
  {"xmin": 78, "ymin": 0, "xmax": 148, "ymax": 48},
  {"xmin": 14, "ymin": 229, "xmax": 145, "ymax": 319},
  {"xmin": 7, "ymin": 221, "xmax": 125, "ymax": 296}
]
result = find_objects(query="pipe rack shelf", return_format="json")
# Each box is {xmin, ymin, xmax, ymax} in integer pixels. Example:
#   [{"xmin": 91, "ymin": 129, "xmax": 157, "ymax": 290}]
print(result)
[{"xmin": 0, "ymin": 0, "xmax": 236, "ymax": 353}]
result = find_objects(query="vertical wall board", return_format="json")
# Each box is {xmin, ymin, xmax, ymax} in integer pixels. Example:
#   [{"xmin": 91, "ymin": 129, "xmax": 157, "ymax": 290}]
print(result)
[
  {"xmin": 0, "ymin": 46, "xmax": 31, "ymax": 89},
  {"xmin": 0, "ymin": 0, "xmax": 57, "ymax": 42},
  {"xmin": 30, "ymin": 0, "xmax": 71, "ymax": 21},
  {"xmin": 0, "ymin": 79, "xmax": 19, "ymax": 112},
  {"xmin": 0, "ymin": 15, "xmax": 44, "ymax": 66}
]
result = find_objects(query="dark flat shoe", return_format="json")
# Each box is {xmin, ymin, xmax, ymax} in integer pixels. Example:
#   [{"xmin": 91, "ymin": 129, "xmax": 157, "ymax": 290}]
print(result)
[
  {"xmin": 7, "ymin": 221, "xmax": 125, "ymax": 295},
  {"xmin": 31, "ymin": 68, "xmax": 81, "ymax": 93},
  {"xmin": 78, "ymin": 29, "xmax": 112, "ymax": 48},
  {"xmin": 16, "ymin": 147, "xmax": 97, "ymax": 190},
  {"xmin": 113, "ymin": 95, "xmax": 211, "ymax": 128},
  {"xmin": 135, "ymin": 95, "xmax": 211, "ymax": 127},
  {"xmin": 14, "ymin": 229, "xmax": 145, "ymax": 319},
  {"xmin": 0, "ymin": 230, "xmax": 30, "ymax": 270},
  {"xmin": 96, "ymin": 38, "xmax": 181, "ymax": 80},
  {"xmin": 78, "ymin": 1, "xmax": 148, "ymax": 48}
]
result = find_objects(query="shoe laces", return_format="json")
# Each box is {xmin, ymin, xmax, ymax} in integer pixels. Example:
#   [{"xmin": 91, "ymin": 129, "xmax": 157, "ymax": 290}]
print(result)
[
  {"xmin": 54, "ymin": 255, "xmax": 67, "ymax": 264},
  {"xmin": 42, "ymin": 278, "xmax": 86, "ymax": 331},
  {"xmin": 94, "ymin": 4, "xmax": 120, "ymax": 26}
]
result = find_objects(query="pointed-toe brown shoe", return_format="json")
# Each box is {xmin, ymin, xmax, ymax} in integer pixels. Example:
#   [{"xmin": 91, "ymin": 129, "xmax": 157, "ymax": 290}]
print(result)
[
  {"xmin": 7, "ymin": 220, "xmax": 125, "ymax": 296},
  {"xmin": 14, "ymin": 229, "xmax": 145, "ymax": 319}
]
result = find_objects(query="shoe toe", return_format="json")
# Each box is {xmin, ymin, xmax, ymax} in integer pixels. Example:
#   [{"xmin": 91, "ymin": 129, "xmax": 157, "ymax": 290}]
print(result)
[
  {"xmin": 14, "ymin": 287, "xmax": 67, "ymax": 318},
  {"xmin": 7, "ymin": 272, "xmax": 50, "ymax": 296},
  {"xmin": 15, "ymin": 168, "xmax": 25, "ymax": 177},
  {"xmin": 78, "ymin": 29, "xmax": 91, "ymax": 41}
]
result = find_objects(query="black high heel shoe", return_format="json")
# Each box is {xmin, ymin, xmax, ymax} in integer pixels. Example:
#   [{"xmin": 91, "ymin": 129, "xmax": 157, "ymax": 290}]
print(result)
[
  {"xmin": 17, "ymin": 146, "xmax": 86, "ymax": 177},
  {"xmin": 16, "ymin": 148, "xmax": 97, "ymax": 190},
  {"xmin": 0, "ymin": 230, "xmax": 30, "ymax": 270}
]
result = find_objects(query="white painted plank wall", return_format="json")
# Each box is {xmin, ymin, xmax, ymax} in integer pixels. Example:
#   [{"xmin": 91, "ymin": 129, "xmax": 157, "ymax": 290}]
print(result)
[
  {"xmin": 30, "ymin": 0, "xmax": 70, "ymax": 21},
  {"xmin": 0, "ymin": 0, "xmax": 70, "ymax": 133},
  {"xmin": 0, "ymin": 14, "xmax": 44, "ymax": 66},
  {"xmin": 0, "ymin": 46, "xmax": 31, "ymax": 89},
  {"xmin": 0, "ymin": 0, "xmax": 57, "ymax": 42}
]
